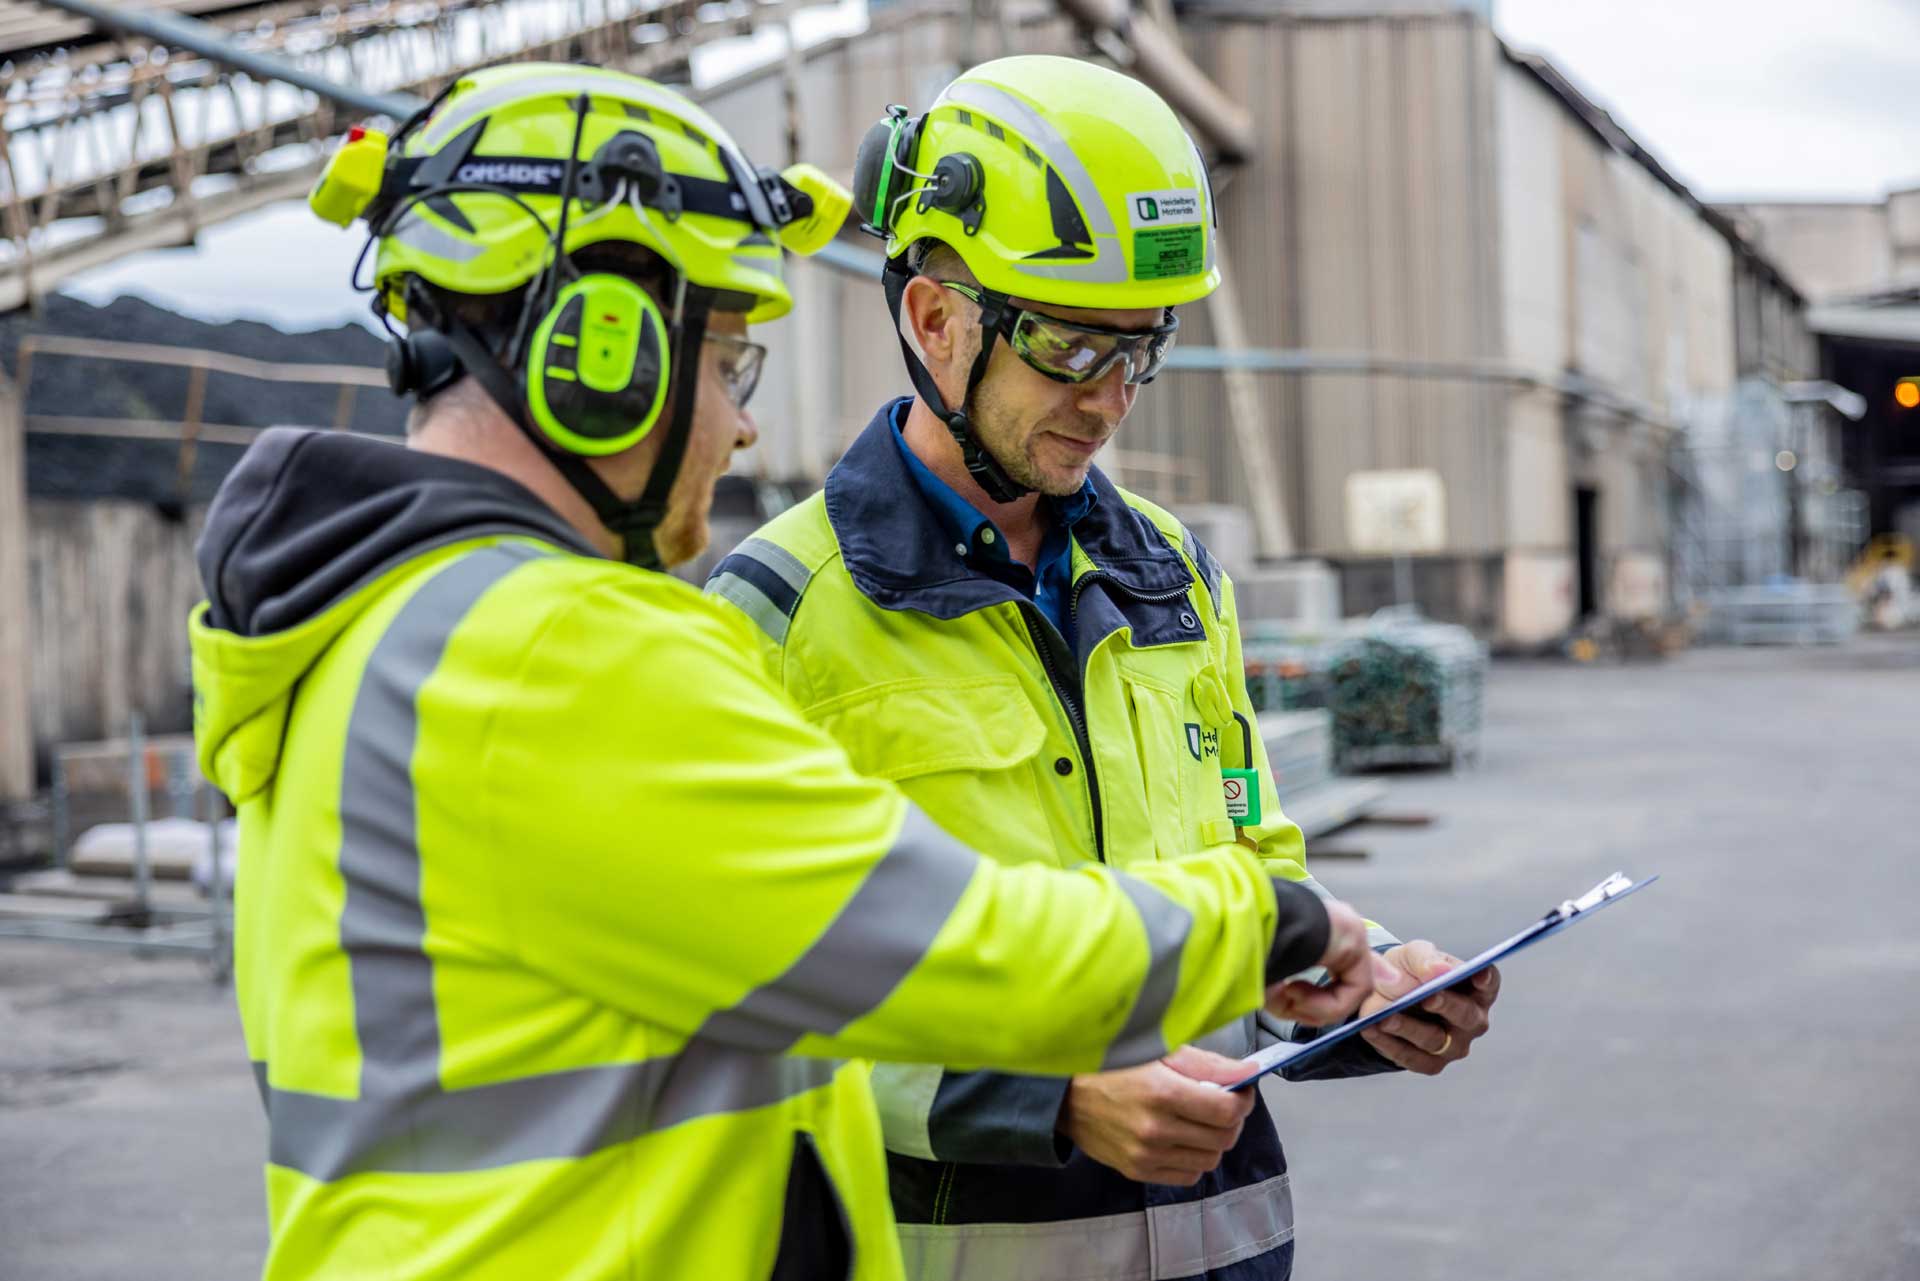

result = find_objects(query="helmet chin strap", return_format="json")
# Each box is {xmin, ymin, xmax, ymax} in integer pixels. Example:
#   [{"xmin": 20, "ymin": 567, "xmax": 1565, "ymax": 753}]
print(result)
[
  {"xmin": 882, "ymin": 257, "xmax": 1031, "ymax": 505},
  {"xmin": 439, "ymin": 285, "xmax": 713, "ymax": 571}
]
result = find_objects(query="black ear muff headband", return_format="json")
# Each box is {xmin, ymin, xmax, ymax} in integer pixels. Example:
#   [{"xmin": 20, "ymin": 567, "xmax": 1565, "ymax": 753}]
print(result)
[{"xmin": 882, "ymin": 256, "xmax": 1029, "ymax": 505}]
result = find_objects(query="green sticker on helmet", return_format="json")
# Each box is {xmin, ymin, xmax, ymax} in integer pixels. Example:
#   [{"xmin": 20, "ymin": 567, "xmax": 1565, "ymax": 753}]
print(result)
[{"xmin": 1134, "ymin": 226, "xmax": 1205, "ymax": 281}]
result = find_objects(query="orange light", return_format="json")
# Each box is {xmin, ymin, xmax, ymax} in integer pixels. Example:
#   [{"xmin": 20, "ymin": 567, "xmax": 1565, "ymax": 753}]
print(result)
[{"xmin": 1897, "ymin": 379, "xmax": 1920, "ymax": 409}]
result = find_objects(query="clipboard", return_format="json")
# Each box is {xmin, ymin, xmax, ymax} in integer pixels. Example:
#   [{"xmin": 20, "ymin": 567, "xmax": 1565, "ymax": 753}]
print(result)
[{"xmin": 1226, "ymin": 871, "xmax": 1659, "ymax": 1090}]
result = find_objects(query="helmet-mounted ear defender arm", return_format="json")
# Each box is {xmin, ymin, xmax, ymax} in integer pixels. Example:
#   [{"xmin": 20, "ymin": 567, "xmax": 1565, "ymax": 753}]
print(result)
[
  {"xmin": 880, "ymin": 257, "xmax": 1030, "ymax": 505},
  {"xmin": 852, "ymin": 105, "xmax": 984, "ymax": 238}
]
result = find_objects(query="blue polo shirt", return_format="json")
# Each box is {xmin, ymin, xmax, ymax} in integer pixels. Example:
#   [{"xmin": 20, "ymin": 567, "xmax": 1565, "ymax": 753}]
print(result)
[{"xmin": 888, "ymin": 402, "xmax": 1096, "ymax": 649}]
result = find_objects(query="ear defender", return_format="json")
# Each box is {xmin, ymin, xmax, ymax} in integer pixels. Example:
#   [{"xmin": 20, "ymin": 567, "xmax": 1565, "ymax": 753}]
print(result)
[
  {"xmin": 852, "ymin": 105, "xmax": 915, "ymax": 236},
  {"xmin": 852, "ymin": 104, "xmax": 986, "ymax": 239},
  {"xmin": 523, "ymin": 274, "xmax": 671, "ymax": 456},
  {"xmin": 385, "ymin": 328, "xmax": 462, "ymax": 398}
]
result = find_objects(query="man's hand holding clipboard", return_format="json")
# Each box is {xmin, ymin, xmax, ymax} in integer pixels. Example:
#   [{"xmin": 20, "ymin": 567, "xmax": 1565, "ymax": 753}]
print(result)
[
  {"xmin": 1230, "ymin": 872, "xmax": 1659, "ymax": 1091},
  {"xmin": 1262, "ymin": 898, "xmax": 1405, "ymax": 1031}
]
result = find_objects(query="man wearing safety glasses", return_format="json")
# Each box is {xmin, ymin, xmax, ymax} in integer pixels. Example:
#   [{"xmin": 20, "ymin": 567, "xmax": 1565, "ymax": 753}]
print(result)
[{"xmin": 711, "ymin": 55, "xmax": 1498, "ymax": 1281}]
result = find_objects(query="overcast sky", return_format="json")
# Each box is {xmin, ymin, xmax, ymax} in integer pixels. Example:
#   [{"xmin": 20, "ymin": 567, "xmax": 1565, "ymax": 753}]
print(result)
[
  {"xmin": 1494, "ymin": 0, "xmax": 1920, "ymax": 201},
  {"xmin": 63, "ymin": 0, "xmax": 1920, "ymax": 329}
]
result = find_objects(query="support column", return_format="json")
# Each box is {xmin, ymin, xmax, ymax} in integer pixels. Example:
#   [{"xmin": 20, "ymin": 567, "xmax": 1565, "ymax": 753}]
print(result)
[{"xmin": 0, "ymin": 372, "xmax": 32, "ymax": 801}]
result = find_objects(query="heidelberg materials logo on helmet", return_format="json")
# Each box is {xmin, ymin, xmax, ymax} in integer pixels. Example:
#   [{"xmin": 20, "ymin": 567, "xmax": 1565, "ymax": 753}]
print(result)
[{"xmin": 1127, "ymin": 188, "xmax": 1204, "ymax": 282}]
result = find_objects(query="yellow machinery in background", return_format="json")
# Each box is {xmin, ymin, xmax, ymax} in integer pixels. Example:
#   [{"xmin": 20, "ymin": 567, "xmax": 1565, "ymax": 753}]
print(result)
[{"xmin": 1848, "ymin": 534, "xmax": 1916, "ymax": 630}]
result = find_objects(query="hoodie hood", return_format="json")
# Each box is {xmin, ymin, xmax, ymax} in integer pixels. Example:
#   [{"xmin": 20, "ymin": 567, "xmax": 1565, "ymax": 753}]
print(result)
[{"xmin": 191, "ymin": 428, "xmax": 594, "ymax": 802}]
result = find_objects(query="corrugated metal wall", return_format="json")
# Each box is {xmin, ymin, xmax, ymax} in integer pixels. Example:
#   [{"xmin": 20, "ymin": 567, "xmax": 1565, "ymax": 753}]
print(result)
[{"xmin": 1131, "ymin": 12, "xmax": 1509, "ymax": 556}]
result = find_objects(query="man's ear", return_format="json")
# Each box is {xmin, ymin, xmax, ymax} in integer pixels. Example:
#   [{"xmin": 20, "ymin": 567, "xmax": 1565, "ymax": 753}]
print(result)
[
  {"xmin": 898, "ymin": 276, "xmax": 960, "ymax": 362},
  {"xmin": 899, "ymin": 275, "xmax": 974, "ymax": 406}
]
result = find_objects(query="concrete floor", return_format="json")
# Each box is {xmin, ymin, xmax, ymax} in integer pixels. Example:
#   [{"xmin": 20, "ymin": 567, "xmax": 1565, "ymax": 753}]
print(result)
[{"xmin": 3, "ymin": 636, "xmax": 1918, "ymax": 1280}]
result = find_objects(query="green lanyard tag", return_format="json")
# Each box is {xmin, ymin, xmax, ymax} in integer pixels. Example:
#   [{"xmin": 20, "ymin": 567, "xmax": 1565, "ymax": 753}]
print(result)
[
  {"xmin": 1223, "ymin": 709, "xmax": 1261, "ymax": 827},
  {"xmin": 1222, "ymin": 768, "xmax": 1261, "ymax": 825}
]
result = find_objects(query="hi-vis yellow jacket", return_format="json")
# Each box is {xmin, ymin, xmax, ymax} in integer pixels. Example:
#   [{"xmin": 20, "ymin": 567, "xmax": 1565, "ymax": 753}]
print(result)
[
  {"xmin": 187, "ymin": 428, "xmax": 1335, "ymax": 1281},
  {"xmin": 708, "ymin": 403, "xmax": 1400, "ymax": 1281}
]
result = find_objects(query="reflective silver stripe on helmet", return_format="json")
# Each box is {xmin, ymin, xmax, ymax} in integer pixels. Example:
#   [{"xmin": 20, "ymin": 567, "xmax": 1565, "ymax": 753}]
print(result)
[
  {"xmin": 390, "ymin": 209, "xmax": 486, "ymax": 262},
  {"xmin": 934, "ymin": 78, "xmax": 1131, "ymax": 286}
]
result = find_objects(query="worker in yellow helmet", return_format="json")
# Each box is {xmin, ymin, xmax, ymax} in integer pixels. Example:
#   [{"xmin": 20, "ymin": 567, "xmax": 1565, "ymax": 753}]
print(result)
[
  {"xmin": 188, "ymin": 63, "xmax": 1384, "ymax": 1281},
  {"xmin": 709, "ymin": 56, "xmax": 1502, "ymax": 1281}
]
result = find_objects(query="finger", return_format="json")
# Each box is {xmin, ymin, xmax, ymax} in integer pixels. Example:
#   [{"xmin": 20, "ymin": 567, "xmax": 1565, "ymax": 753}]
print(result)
[
  {"xmin": 1474, "ymin": 965, "xmax": 1502, "ymax": 1000},
  {"xmin": 1139, "ymin": 1114, "xmax": 1247, "ymax": 1156},
  {"xmin": 1272, "ymin": 973, "xmax": 1367, "ymax": 1025},
  {"xmin": 1162, "ymin": 1046, "xmax": 1261, "ymax": 1089},
  {"xmin": 1360, "ymin": 1027, "xmax": 1448, "ymax": 1076},
  {"xmin": 1172, "ymin": 1083, "xmax": 1256, "ymax": 1129},
  {"xmin": 1397, "ymin": 938, "xmax": 1450, "ymax": 981},
  {"xmin": 1417, "ymin": 989, "xmax": 1491, "ymax": 1035},
  {"xmin": 1155, "ymin": 1075, "xmax": 1256, "ymax": 1129},
  {"xmin": 1380, "ymin": 1014, "xmax": 1453, "ymax": 1056},
  {"xmin": 1372, "ymin": 946, "xmax": 1422, "ymax": 999}
]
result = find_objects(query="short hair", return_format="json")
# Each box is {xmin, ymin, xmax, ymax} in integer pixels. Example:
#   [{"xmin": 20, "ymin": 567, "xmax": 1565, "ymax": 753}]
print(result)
[{"xmin": 908, "ymin": 239, "xmax": 976, "ymax": 286}]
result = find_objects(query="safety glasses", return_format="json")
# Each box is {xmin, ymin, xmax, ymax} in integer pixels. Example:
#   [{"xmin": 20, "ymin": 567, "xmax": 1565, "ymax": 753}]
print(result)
[
  {"xmin": 943, "ymin": 281, "xmax": 1178, "ymax": 386},
  {"xmin": 706, "ymin": 332, "xmax": 767, "ymax": 410}
]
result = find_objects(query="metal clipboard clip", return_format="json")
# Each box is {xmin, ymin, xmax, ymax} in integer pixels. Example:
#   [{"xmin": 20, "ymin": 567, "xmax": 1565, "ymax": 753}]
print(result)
[{"xmin": 1557, "ymin": 871, "xmax": 1635, "ymax": 921}]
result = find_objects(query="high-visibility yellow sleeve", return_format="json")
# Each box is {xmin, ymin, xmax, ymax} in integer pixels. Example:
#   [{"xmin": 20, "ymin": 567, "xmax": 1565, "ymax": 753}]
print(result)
[{"xmin": 477, "ymin": 571, "xmax": 1330, "ymax": 1076}]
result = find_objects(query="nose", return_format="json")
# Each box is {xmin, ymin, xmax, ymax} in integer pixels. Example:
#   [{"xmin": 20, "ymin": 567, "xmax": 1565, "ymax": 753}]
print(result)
[
  {"xmin": 734, "ymin": 408, "xmax": 759, "ymax": 452},
  {"xmin": 1074, "ymin": 362, "xmax": 1134, "ymax": 424}
]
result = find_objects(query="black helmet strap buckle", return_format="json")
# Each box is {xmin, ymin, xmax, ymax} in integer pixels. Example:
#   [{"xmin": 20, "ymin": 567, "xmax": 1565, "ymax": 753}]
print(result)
[{"xmin": 882, "ymin": 256, "xmax": 1031, "ymax": 505}]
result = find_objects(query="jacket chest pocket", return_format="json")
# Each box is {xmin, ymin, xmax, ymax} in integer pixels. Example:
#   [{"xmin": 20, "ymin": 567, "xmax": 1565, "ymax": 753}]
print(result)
[
  {"xmin": 808, "ymin": 676, "xmax": 1054, "ymax": 862},
  {"xmin": 1120, "ymin": 672, "xmax": 1234, "ymax": 862}
]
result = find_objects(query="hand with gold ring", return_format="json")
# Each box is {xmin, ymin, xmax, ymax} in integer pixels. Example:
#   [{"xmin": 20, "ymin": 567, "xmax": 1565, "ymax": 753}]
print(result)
[{"xmin": 1354, "ymin": 939, "xmax": 1497, "ymax": 1076}]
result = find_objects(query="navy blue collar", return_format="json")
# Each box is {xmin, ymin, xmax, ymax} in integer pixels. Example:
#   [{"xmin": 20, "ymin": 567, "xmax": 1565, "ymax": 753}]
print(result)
[
  {"xmin": 887, "ymin": 401, "xmax": 1095, "ymax": 569},
  {"xmin": 825, "ymin": 399, "xmax": 1201, "ymax": 654}
]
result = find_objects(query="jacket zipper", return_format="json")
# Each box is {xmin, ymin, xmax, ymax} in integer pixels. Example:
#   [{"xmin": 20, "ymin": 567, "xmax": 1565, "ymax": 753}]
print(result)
[{"xmin": 1017, "ymin": 574, "xmax": 1196, "ymax": 864}]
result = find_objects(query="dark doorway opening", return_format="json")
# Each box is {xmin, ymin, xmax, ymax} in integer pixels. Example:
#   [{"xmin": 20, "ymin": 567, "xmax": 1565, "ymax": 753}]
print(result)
[{"xmin": 1575, "ymin": 486, "xmax": 1601, "ymax": 618}]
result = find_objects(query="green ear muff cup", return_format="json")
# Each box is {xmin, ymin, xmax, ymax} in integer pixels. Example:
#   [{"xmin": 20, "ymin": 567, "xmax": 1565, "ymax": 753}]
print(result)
[{"xmin": 524, "ymin": 274, "xmax": 671, "ymax": 456}]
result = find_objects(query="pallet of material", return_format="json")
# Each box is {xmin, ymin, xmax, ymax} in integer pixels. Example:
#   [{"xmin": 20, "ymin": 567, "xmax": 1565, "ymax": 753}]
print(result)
[
  {"xmin": 7, "ymin": 869, "xmax": 205, "ymax": 909},
  {"xmin": 0, "ymin": 892, "xmax": 112, "ymax": 922},
  {"xmin": 1285, "ymin": 778, "xmax": 1393, "ymax": 841}
]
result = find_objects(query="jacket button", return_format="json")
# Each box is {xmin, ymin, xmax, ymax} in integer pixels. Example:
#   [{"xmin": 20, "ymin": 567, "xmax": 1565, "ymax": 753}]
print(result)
[
  {"xmin": 1053, "ymin": 756, "xmax": 1074, "ymax": 776},
  {"xmin": 1179, "ymin": 610, "xmax": 1198, "ymax": 628}
]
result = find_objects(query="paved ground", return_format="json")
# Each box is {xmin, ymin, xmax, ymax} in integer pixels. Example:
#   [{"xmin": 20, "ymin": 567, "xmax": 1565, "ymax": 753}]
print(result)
[{"xmin": 3, "ymin": 635, "xmax": 1918, "ymax": 1280}]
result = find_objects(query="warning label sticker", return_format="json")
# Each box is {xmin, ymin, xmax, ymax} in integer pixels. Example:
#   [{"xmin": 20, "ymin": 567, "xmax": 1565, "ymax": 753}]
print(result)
[{"xmin": 1134, "ymin": 226, "xmax": 1205, "ymax": 280}]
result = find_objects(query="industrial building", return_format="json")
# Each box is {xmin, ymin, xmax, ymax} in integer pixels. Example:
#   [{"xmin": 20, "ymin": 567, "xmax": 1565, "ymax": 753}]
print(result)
[
  {"xmin": 1721, "ymin": 189, "xmax": 1920, "ymax": 547},
  {"xmin": 737, "ymin": 0, "xmax": 1825, "ymax": 644},
  {"xmin": 0, "ymin": 0, "xmax": 1841, "ymax": 797}
]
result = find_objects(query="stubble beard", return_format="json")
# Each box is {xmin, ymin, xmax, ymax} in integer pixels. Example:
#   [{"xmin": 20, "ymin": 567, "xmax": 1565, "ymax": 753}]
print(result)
[{"xmin": 967, "ymin": 382, "xmax": 1101, "ymax": 498}]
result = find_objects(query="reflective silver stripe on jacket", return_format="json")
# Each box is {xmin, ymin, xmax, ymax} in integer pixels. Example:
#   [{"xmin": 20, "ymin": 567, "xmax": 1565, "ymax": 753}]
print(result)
[
  {"xmin": 896, "ymin": 1172, "xmax": 1294, "ymax": 1281},
  {"xmin": 1101, "ymin": 872, "xmax": 1195, "ymax": 1069},
  {"xmin": 255, "ymin": 543, "xmax": 865, "ymax": 1181},
  {"xmin": 705, "ymin": 536, "xmax": 815, "ymax": 644}
]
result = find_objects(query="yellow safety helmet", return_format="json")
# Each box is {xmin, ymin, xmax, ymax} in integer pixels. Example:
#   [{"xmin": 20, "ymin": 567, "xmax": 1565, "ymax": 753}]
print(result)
[
  {"xmin": 306, "ymin": 63, "xmax": 850, "ymax": 569},
  {"xmin": 853, "ymin": 55, "xmax": 1220, "ymax": 309}
]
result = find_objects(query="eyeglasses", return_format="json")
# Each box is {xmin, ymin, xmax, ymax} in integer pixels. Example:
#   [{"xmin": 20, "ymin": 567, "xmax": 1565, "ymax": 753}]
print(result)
[
  {"xmin": 942, "ymin": 282, "xmax": 1178, "ymax": 386},
  {"xmin": 706, "ymin": 332, "xmax": 767, "ymax": 410}
]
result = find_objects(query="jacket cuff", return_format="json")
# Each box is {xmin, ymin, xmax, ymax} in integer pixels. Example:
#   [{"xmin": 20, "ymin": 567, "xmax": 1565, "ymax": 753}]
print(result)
[
  {"xmin": 1264, "ymin": 877, "xmax": 1330, "ymax": 982},
  {"xmin": 1279, "ymin": 1032, "xmax": 1400, "ymax": 1081},
  {"xmin": 926, "ymin": 1071, "xmax": 1076, "ymax": 1168}
]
